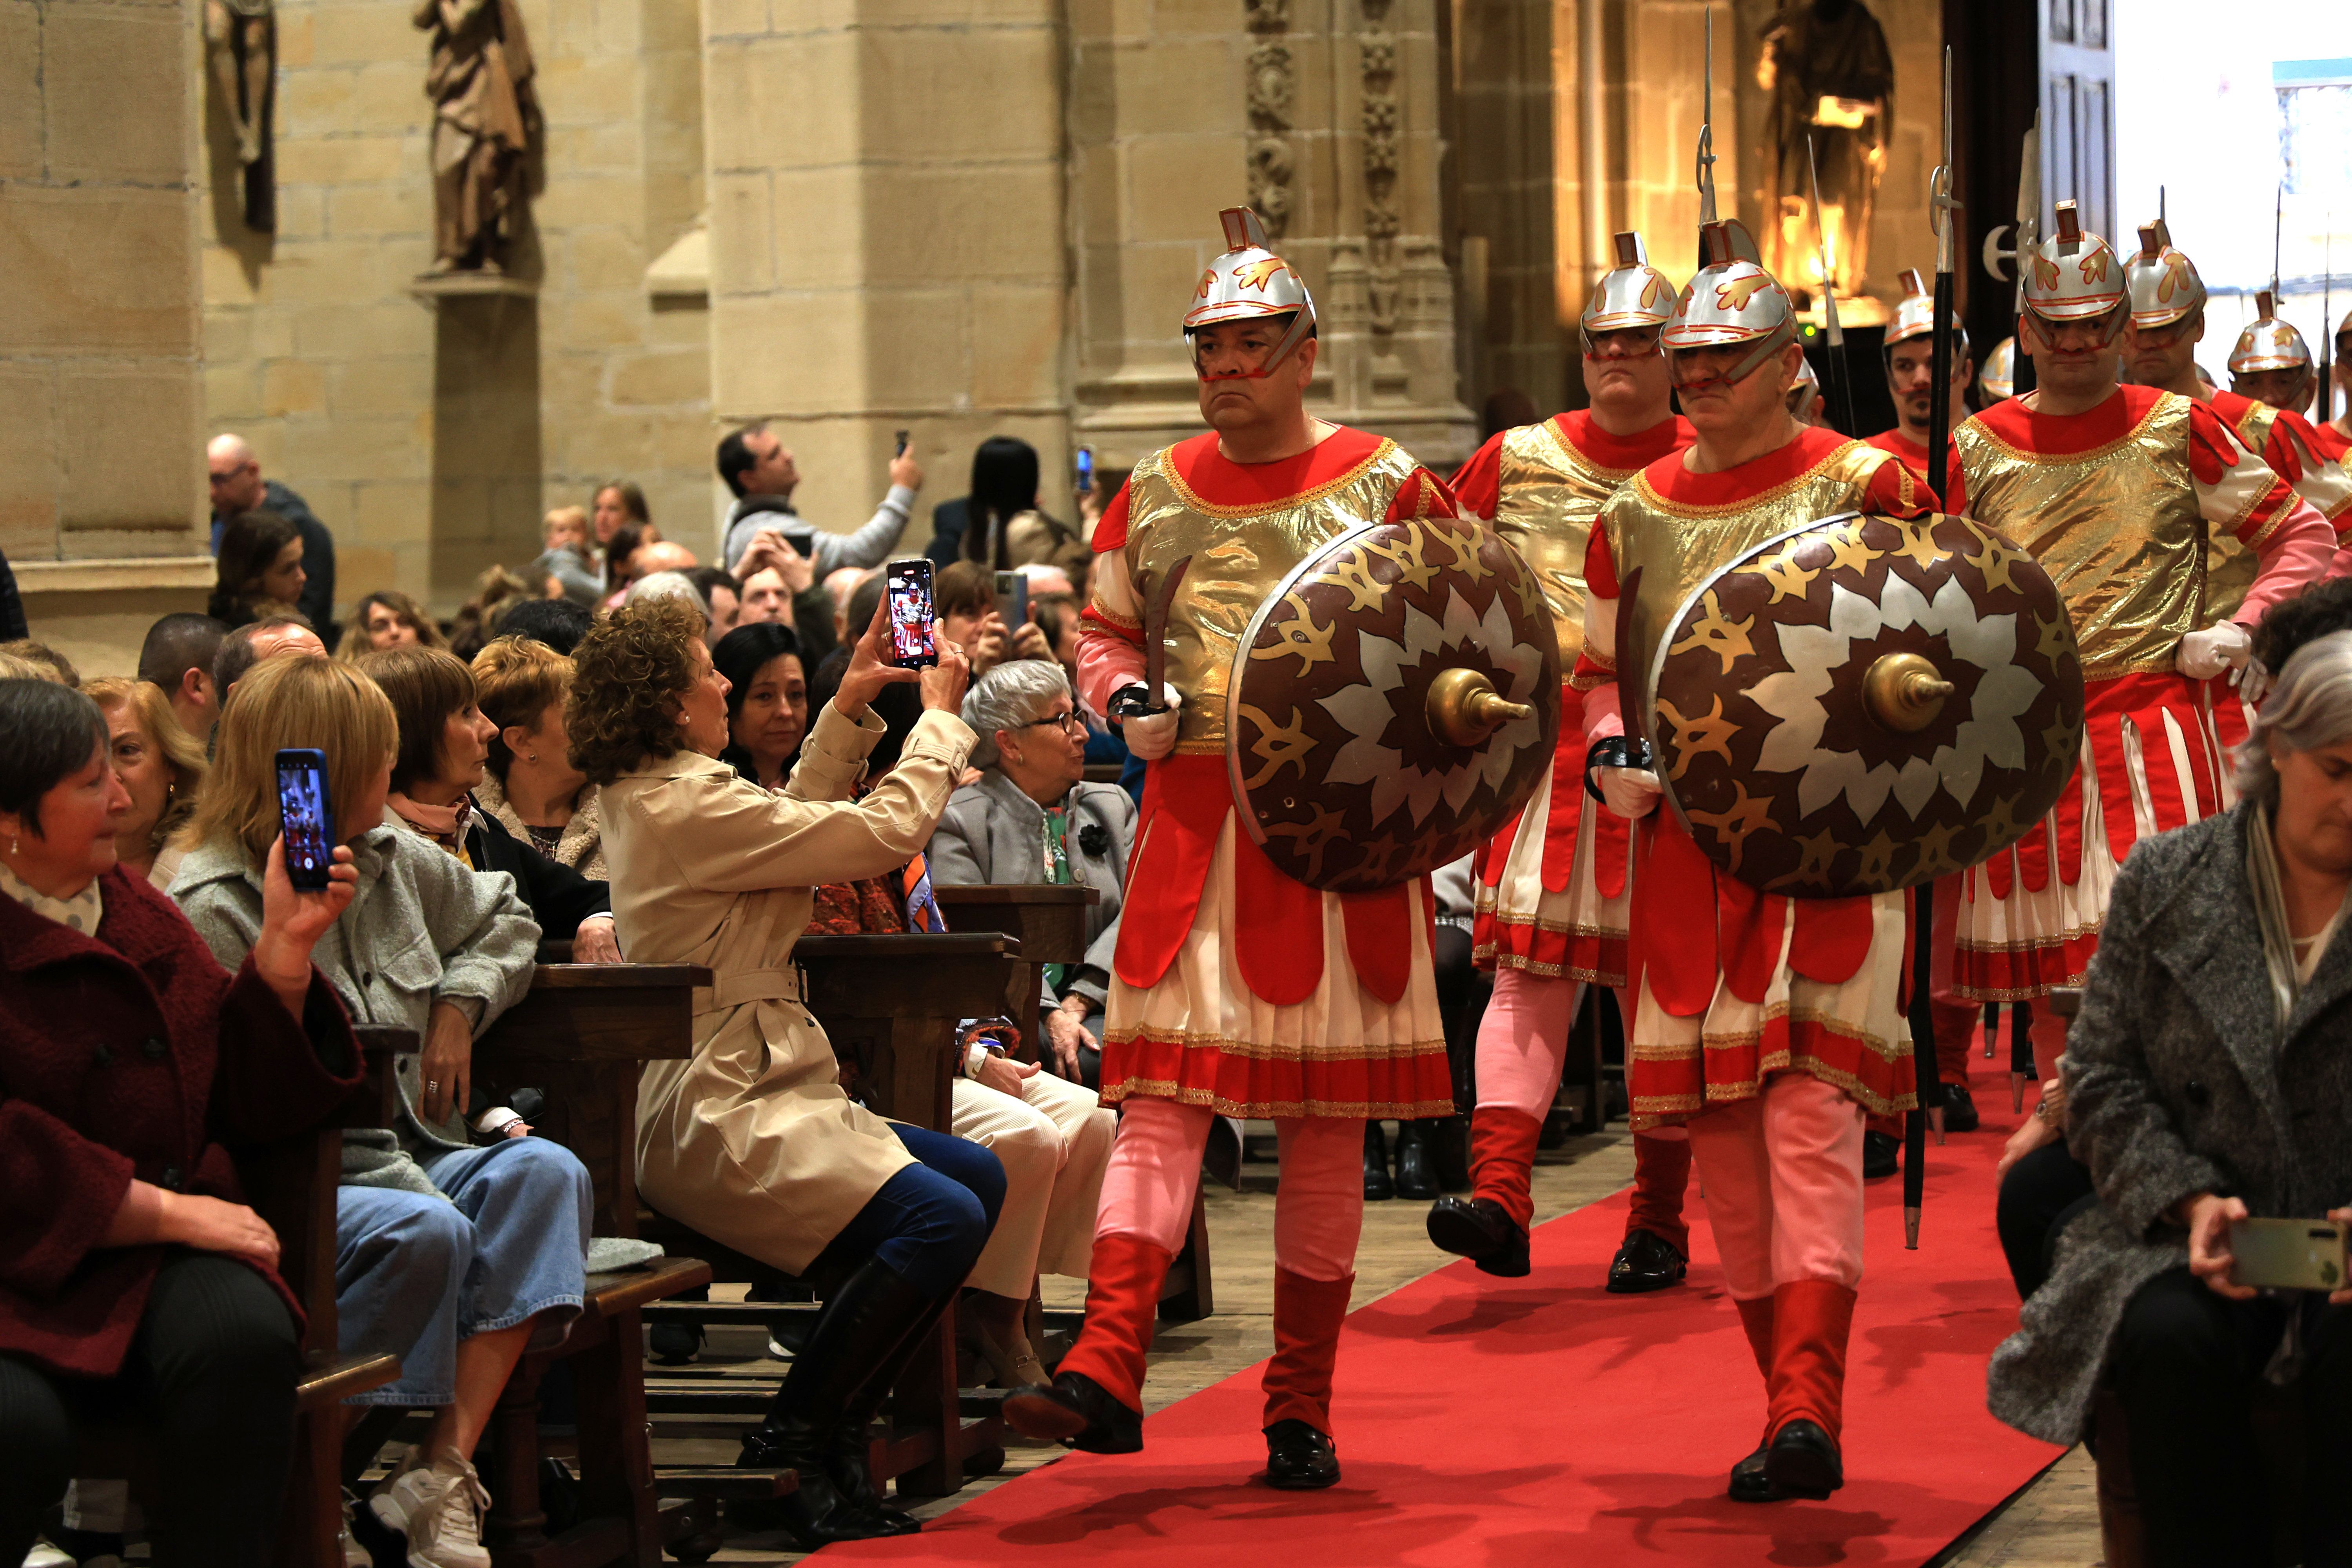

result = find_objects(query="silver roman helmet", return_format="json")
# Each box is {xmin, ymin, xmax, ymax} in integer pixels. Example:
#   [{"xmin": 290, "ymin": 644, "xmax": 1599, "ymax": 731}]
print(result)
[
  {"xmin": 1581, "ymin": 231, "xmax": 1678, "ymax": 353},
  {"xmin": 2125, "ymin": 219, "xmax": 2206, "ymax": 331},
  {"xmin": 2229, "ymin": 291, "xmax": 2314, "ymax": 376},
  {"xmin": 1980, "ymin": 336, "xmax": 2018, "ymax": 401},
  {"xmin": 1185, "ymin": 206, "xmax": 1317, "ymax": 378},
  {"xmin": 1886, "ymin": 267, "xmax": 1969, "ymax": 358},
  {"xmin": 2022, "ymin": 200, "xmax": 2126, "ymax": 345},
  {"xmin": 1663, "ymin": 220, "xmax": 1796, "ymax": 389}
]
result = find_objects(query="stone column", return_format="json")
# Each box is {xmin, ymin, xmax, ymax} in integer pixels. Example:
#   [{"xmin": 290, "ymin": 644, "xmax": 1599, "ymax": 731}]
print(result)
[
  {"xmin": 701, "ymin": 0, "xmax": 1071, "ymax": 556},
  {"xmin": 2, "ymin": 0, "xmax": 211, "ymax": 673}
]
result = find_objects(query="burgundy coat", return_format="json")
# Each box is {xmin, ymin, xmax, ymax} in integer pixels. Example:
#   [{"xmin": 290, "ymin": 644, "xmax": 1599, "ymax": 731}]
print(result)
[{"xmin": 0, "ymin": 867, "xmax": 361, "ymax": 1379}]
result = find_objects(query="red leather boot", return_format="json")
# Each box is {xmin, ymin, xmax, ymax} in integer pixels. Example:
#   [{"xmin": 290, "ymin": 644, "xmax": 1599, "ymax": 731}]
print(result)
[
  {"xmin": 1262, "ymin": 1269, "xmax": 1354, "ymax": 1490},
  {"xmin": 1425, "ymin": 1106, "xmax": 1539, "ymax": 1276},
  {"xmin": 1002, "ymin": 1232, "xmax": 1171, "ymax": 1453}
]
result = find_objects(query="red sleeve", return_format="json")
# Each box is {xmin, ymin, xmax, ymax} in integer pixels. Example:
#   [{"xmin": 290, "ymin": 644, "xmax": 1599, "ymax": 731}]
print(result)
[
  {"xmin": 2185, "ymin": 401, "xmax": 2243, "ymax": 488},
  {"xmin": 1384, "ymin": 466, "xmax": 1461, "ymax": 524},
  {"xmin": 1448, "ymin": 434, "xmax": 1506, "ymax": 520},
  {"xmin": 205, "ymin": 958, "xmax": 363, "ymax": 1147},
  {"xmin": 1090, "ymin": 480, "xmax": 1134, "ymax": 554}
]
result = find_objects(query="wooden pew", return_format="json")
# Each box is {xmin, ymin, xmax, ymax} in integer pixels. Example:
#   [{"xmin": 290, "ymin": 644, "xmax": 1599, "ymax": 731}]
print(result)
[
  {"xmin": 75, "ymin": 1025, "xmax": 408, "ymax": 1568},
  {"xmin": 464, "ymin": 964, "xmax": 735, "ymax": 1568},
  {"xmin": 930, "ymin": 886, "xmax": 1214, "ymax": 1324}
]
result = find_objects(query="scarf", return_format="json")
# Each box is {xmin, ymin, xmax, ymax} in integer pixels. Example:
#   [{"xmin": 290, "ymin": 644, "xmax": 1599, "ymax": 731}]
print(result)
[{"xmin": 387, "ymin": 792, "xmax": 475, "ymax": 865}]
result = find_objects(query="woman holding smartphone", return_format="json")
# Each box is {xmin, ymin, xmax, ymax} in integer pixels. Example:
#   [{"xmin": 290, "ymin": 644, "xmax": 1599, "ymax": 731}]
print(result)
[
  {"xmin": 0, "ymin": 677, "xmax": 364, "ymax": 1568},
  {"xmin": 1987, "ymin": 624, "xmax": 2352, "ymax": 1567}
]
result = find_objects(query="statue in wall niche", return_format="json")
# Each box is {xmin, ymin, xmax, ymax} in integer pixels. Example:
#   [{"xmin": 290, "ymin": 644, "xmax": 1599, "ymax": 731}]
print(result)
[
  {"xmin": 205, "ymin": 0, "xmax": 276, "ymax": 231},
  {"xmin": 415, "ymin": 0, "xmax": 539, "ymax": 274},
  {"xmin": 1757, "ymin": 0, "xmax": 1893, "ymax": 303}
]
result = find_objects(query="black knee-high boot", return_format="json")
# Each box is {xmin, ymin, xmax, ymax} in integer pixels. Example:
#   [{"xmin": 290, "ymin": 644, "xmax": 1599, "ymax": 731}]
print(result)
[{"xmin": 817, "ymin": 1281, "xmax": 968, "ymax": 1534}]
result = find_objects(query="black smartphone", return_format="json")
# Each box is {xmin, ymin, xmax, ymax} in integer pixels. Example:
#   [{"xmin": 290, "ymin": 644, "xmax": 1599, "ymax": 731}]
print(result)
[
  {"xmin": 993, "ymin": 569, "xmax": 1029, "ymax": 628},
  {"xmin": 886, "ymin": 559, "xmax": 938, "ymax": 669},
  {"xmin": 1075, "ymin": 445, "xmax": 1094, "ymax": 496},
  {"xmin": 894, "ymin": 428, "xmax": 911, "ymax": 457},
  {"xmin": 276, "ymin": 748, "xmax": 336, "ymax": 891}
]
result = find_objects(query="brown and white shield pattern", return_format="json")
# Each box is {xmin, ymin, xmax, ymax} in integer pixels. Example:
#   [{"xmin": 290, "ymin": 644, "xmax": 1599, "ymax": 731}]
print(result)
[
  {"xmin": 1226, "ymin": 515, "xmax": 1561, "ymax": 893},
  {"xmin": 1646, "ymin": 511, "xmax": 2085, "ymax": 898}
]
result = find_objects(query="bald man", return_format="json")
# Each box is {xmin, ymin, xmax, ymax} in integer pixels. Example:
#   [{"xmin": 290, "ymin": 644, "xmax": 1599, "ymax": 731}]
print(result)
[
  {"xmin": 632, "ymin": 539, "xmax": 699, "ymax": 577},
  {"xmin": 207, "ymin": 434, "xmax": 336, "ymax": 635}
]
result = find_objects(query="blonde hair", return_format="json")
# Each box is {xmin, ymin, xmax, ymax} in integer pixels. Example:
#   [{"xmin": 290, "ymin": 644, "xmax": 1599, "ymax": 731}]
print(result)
[
  {"xmin": 85, "ymin": 678, "xmax": 209, "ymax": 856},
  {"xmin": 544, "ymin": 505, "xmax": 589, "ymax": 544},
  {"xmin": 185, "ymin": 655, "xmax": 397, "ymax": 864},
  {"xmin": 472, "ymin": 636, "xmax": 574, "ymax": 780}
]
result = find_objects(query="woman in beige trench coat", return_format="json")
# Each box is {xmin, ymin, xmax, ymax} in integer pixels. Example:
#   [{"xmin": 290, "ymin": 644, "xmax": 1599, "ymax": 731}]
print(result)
[{"xmin": 566, "ymin": 598, "xmax": 1002, "ymax": 1551}]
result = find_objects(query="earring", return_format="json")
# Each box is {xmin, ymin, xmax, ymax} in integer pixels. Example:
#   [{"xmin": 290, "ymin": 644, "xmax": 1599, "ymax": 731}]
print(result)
[{"xmin": 526, "ymin": 753, "xmax": 538, "ymax": 764}]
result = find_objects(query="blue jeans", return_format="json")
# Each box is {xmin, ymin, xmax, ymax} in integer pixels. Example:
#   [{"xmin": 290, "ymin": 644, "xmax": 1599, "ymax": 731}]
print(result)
[
  {"xmin": 810, "ymin": 1124, "xmax": 1006, "ymax": 1296},
  {"xmin": 336, "ymin": 1138, "xmax": 593, "ymax": 1405}
]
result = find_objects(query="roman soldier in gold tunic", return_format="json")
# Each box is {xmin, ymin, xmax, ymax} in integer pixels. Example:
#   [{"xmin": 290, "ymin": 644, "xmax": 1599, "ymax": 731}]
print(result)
[
  {"xmin": 1428, "ymin": 232, "xmax": 1701, "ymax": 1294},
  {"xmin": 1002, "ymin": 208, "xmax": 1457, "ymax": 1491},
  {"xmin": 1581, "ymin": 220, "xmax": 1926, "ymax": 1504},
  {"xmin": 1947, "ymin": 203, "xmax": 2334, "ymax": 1170}
]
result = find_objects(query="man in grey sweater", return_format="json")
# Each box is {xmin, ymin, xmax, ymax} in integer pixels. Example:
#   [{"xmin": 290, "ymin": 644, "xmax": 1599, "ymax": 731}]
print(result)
[{"xmin": 717, "ymin": 422, "xmax": 924, "ymax": 576}]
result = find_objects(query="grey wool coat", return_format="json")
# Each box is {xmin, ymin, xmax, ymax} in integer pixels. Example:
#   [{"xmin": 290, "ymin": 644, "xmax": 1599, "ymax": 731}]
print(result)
[
  {"xmin": 925, "ymin": 770, "xmax": 1132, "ymax": 1008},
  {"xmin": 1986, "ymin": 803, "xmax": 2352, "ymax": 1444},
  {"xmin": 170, "ymin": 818, "xmax": 541, "ymax": 1192}
]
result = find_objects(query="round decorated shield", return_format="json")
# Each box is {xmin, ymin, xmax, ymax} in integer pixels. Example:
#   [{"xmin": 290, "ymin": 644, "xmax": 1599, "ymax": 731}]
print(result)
[
  {"xmin": 1646, "ymin": 510, "xmax": 2084, "ymax": 898},
  {"xmin": 1225, "ymin": 515, "xmax": 1561, "ymax": 893}
]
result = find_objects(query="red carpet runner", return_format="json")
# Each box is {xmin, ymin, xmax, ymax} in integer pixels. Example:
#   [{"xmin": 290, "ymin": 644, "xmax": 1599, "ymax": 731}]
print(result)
[{"xmin": 838, "ymin": 1102, "xmax": 2063, "ymax": 1566}]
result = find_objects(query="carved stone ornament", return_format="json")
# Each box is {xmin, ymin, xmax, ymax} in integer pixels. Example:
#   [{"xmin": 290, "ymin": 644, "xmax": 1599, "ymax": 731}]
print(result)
[{"xmin": 1244, "ymin": 0, "xmax": 1295, "ymax": 239}]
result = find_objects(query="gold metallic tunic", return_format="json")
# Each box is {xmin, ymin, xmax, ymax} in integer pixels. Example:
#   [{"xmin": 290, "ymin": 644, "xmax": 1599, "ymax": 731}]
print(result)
[
  {"xmin": 1951, "ymin": 393, "xmax": 2206, "ymax": 680},
  {"xmin": 1595, "ymin": 439, "xmax": 1910, "ymax": 725},
  {"xmin": 1492, "ymin": 422, "xmax": 1642, "ymax": 668},
  {"xmin": 1119, "ymin": 437, "xmax": 1420, "ymax": 754}
]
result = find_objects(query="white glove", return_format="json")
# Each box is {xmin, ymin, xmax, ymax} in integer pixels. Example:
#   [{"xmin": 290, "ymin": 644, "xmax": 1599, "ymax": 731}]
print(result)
[
  {"xmin": 2175, "ymin": 621, "xmax": 2252, "ymax": 680},
  {"xmin": 2238, "ymin": 659, "xmax": 2274, "ymax": 706},
  {"xmin": 1118, "ymin": 685, "xmax": 1183, "ymax": 761},
  {"xmin": 1599, "ymin": 766, "xmax": 1662, "ymax": 820}
]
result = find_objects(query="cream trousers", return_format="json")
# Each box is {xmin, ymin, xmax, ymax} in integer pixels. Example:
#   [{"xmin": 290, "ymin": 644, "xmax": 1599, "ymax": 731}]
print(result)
[{"xmin": 952, "ymin": 1069, "xmax": 1117, "ymax": 1299}]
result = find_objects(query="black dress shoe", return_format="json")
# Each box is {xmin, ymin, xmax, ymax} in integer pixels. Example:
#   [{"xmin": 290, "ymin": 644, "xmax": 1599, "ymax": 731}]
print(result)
[
  {"xmin": 1363, "ymin": 1121, "xmax": 1395, "ymax": 1201},
  {"xmin": 1938, "ymin": 1081, "xmax": 1982, "ymax": 1133},
  {"xmin": 1002, "ymin": 1371, "xmax": 1143, "ymax": 1454},
  {"xmin": 1862, "ymin": 1130, "xmax": 1899, "ymax": 1179},
  {"xmin": 1263, "ymin": 1419, "xmax": 1341, "ymax": 1490},
  {"xmin": 1425, "ymin": 1196, "xmax": 1531, "ymax": 1277},
  {"xmin": 649, "ymin": 1321, "xmax": 703, "ymax": 1365},
  {"xmin": 1393, "ymin": 1120, "xmax": 1439, "ymax": 1200},
  {"xmin": 1727, "ymin": 1443, "xmax": 1784, "ymax": 1503},
  {"xmin": 1605, "ymin": 1229, "xmax": 1688, "ymax": 1294},
  {"xmin": 1762, "ymin": 1419, "xmax": 1843, "ymax": 1499}
]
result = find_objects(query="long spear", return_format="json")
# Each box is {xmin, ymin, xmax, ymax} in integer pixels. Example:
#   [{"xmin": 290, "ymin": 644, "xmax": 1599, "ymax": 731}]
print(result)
[
  {"xmin": 1697, "ymin": 11, "xmax": 1717, "ymax": 227},
  {"xmin": 2323, "ymin": 221, "xmax": 2335, "ymax": 425},
  {"xmin": 1808, "ymin": 135, "xmax": 1859, "ymax": 434},
  {"xmin": 1904, "ymin": 47, "xmax": 1962, "ymax": 1250}
]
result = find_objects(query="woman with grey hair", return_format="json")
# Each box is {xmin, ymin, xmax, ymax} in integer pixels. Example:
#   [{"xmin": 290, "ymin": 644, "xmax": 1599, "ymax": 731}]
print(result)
[
  {"xmin": 1985, "ymin": 628, "xmax": 2352, "ymax": 1566},
  {"xmin": 926, "ymin": 657, "xmax": 1123, "ymax": 1389}
]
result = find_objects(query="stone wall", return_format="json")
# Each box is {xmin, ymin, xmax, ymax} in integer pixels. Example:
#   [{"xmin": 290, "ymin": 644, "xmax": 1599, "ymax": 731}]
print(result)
[{"xmin": 200, "ymin": 0, "xmax": 715, "ymax": 612}]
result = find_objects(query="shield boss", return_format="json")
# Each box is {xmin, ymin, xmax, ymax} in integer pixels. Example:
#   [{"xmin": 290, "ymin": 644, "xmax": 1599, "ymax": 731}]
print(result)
[
  {"xmin": 1225, "ymin": 514, "xmax": 1561, "ymax": 893},
  {"xmin": 1647, "ymin": 510, "xmax": 2083, "ymax": 898}
]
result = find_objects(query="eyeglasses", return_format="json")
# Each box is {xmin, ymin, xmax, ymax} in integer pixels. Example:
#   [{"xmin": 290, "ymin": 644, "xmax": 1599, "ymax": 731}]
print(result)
[{"xmin": 1024, "ymin": 710, "xmax": 1082, "ymax": 735}]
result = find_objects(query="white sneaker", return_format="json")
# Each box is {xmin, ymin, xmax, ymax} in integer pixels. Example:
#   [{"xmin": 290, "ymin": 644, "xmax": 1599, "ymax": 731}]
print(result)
[{"xmin": 369, "ymin": 1448, "xmax": 493, "ymax": 1568}]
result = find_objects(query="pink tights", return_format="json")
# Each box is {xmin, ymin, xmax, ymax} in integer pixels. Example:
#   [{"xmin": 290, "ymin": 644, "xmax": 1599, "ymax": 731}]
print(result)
[
  {"xmin": 1685, "ymin": 1072, "xmax": 1866, "ymax": 1301},
  {"xmin": 1474, "ymin": 967, "xmax": 1579, "ymax": 1119},
  {"xmin": 1094, "ymin": 1097, "xmax": 1363, "ymax": 1281}
]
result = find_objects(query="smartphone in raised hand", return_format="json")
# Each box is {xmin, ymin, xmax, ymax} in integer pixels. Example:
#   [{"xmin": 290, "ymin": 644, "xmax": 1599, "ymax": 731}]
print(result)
[
  {"xmin": 886, "ymin": 559, "xmax": 938, "ymax": 670},
  {"xmin": 275, "ymin": 748, "xmax": 336, "ymax": 891},
  {"xmin": 993, "ymin": 570, "xmax": 1028, "ymax": 628},
  {"xmin": 2229, "ymin": 1217, "xmax": 2348, "ymax": 1291},
  {"xmin": 1075, "ymin": 445, "xmax": 1094, "ymax": 496}
]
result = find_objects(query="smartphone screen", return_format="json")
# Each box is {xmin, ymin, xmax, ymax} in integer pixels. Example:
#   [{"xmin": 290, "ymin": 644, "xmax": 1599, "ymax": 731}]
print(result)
[
  {"xmin": 276, "ymin": 748, "xmax": 336, "ymax": 891},
  {"xmin": 1075, "ymin": 446, "xmax": 1094, "ymax": 495},
  {"xmin": 886, "ymin": 559, "xmax": 938, "ymax": 669},
  {"xmin": 993, "ymin": 569, "xmax": 1028, "ymax": 629}
]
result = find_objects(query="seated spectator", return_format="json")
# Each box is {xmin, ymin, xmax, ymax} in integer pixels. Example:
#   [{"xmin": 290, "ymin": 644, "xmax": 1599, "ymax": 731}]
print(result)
[
  {"xmin": 0, "ymin": 676, "xmax": 362, "ymax": 1568},
  {"xmin": 688, "ymin": 566, "xmax": 744, "ymax": 641},
  {"xmin": 1986, "ymin": 628, "xmax": 2352, "ymax": 1566},
  {"xmin": 713, "ymin": 623, "xmax": 809, "ymax": 789},
  {"xmin": 340, "ymin": 590, "xmax": 447, "ymax": 659},
  {"xmin": 207, "ymin": 509, "xmax": 307, "ymax": 632},
  {"xmin": 358, "ymin": 645, "xmax": 617, "ymax": 960},
  {"xmin": 925, "ymin": 436, "xmax": 1089, "ymax": 580},
  {"xmin": 209, "ymin": 434, "xmax": 336, "ymax": 635},
  {"xmin": 83, "ymin": 678, "xmax": 206, "ymax": 888},
  {"xmin": 927, "ymin": 660, "xmax": 1131, "ymax": 1087},
  {"xmin": 935, "ymin": 561, "xmax": 1051, "ymax": 679},
  {"xmin": 570, "ymin": 598, "xmax": 1000, "ymax": 1546},
  {"xmin": 470, "ymin": 636, "xmax": 605, "ymax": 879},
  {"xmin": 737, "ymin": 534, "xmax": 839, "ymax": 668},
  {"xmin": 599, "ymin": 523, "xmax": 650, "ymax": 608},
  {"xmin": 0, "ymin": 651, "xmax": 50, "ymax": 681},
  {"xmin": 0, "ymin": 640, "xmax": 80, "ymax": 688},
  {"xmin": 138, "ymin": 612, "xmax": 230, "ymax": 744},
  {"xmin": 495, "ymin": 596, "xmax": 597, "ymax": 657},
  {"xmin": 169, "ymin": 655, "xmax": 591, "ymax": 1568},
  {"xmin": 589, "ymin": 479, "xmax": 650, "ymax": 556},
  {"xmin": 215, "ymin": 615, "xmax": 328, "ymax": 710},
  {"xmin": 719, "ymin": 423, "xmax": 922, "ymax": 577},
  {"xmin": 448, "ymin": 567, "xmax": 534, "ymax": 662},
  {"xmin": 531, "ymin": 506, "xmax": 603, "ymax": 606}
]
